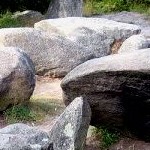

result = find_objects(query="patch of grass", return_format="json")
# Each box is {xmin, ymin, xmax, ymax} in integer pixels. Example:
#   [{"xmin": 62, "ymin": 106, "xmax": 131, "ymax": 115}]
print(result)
[
  {"xmin": 4, "ymin": 104, "xmax": 37, "ymax": 124},
  {"xmin": 94, "ymin": 126, "xmax": 120, "ymax": 149},
  {"xmin": 29, "ymin": 98, "xmax": 65, "ymax": 117},
  {"xmin": 3, "ymin": 98, "xmax": 65, "ymax": 124},
  {"xmin": 0, "ymin": 11, "xmax": 22, "ymax": 28},
  {"xmin": 130, "ymin": 3, "xmax": 150, "ymax": 15},
  {"xmin": 83, "ymin": 0, "xmax": 150, "ymax": 16}
]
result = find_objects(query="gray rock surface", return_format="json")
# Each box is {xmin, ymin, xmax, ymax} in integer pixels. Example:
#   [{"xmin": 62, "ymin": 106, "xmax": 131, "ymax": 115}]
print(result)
[
  {"xmin": 49, "ymin": 97, "xmax": 91, "ymax": 150},
  {"xmin": 118, "ymin": 34, "xmax": 150, "ymax": 53},
  {"xmin": 45, "ymin": 0, "xmax": 83, "ymax": 18},
  {"xmin": 96, "ymin": 11, "xmax": 150, "ymax": 37},
  {"xmin": 0, "ymin": 123, "xmax": 52, "ymax": 150},
  {"xmin": 0, "ymin": 28, "xmax": 94, "ymax": 77},
  {"xmin": 35, "ymin": 17, "xmax": 141, "ymax": 57},
  {"xmin": 61, "ymin": 49, "xmax": 150, "ymax": 138},
  {"xmin": 97, "ymin": 11, "xmax": 150, "ymax": 28},
  {"xmin": 13, "ymin": 10, "xmax": 45, "ymax": 27},
  {"xmin": 0, "ymin": 47, "xmax": 35, "ymax": 111}
]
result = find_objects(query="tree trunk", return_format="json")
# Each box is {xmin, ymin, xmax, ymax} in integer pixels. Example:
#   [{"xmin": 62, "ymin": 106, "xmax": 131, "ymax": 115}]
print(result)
[{"xmin": 45, "ymin": 0, "xmax": 83, "ymax": 19}]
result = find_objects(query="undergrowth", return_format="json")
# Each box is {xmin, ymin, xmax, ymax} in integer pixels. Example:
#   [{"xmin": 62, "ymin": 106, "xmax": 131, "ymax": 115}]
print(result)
[
  {"xmin": 83, "ymin": 0, "xmax": 150, "ymax": 16},
  {"xmin": 4, "ymin": 104, "xmax": 37, "ymax": 124},
  {"xmin": 94, "ymin": 126, "xmax": 120, "ymax": 149},
  {"xmin": 0, "ymin": 11, "xmax": 22, "ymax": 28},
  {"xmin": 3, "ymin": 98, "xmax": 64, "ymax": 124}
]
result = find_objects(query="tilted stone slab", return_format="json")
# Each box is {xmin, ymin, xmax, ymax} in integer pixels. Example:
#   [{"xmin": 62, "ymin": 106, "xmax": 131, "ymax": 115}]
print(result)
[
  {"xmin": 61, "ymin": 49, "xmax": 150, "ymax": 138},
  {"xmin": 49, "ymin": 97, "xmax": 91, "ymax": 150},
  {"xmin": 35, "ymin": 17, "xmax": 141, "ymax": 56}
]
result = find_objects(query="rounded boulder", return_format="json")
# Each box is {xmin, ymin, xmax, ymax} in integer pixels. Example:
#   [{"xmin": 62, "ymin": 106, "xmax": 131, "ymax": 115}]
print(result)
[{"xmin": 0, "ymin": 47, "xmax": 35, "ymax": 111}]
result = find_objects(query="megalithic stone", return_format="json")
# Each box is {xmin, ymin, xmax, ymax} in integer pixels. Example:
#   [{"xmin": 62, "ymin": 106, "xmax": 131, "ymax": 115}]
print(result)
[
  {"xmin": 49, "ymin": 97, "xmax": 91, "ymax": 150},
  {"xmin": 45, "ymin": 0, "xmax": 83, "ymax": 19}
]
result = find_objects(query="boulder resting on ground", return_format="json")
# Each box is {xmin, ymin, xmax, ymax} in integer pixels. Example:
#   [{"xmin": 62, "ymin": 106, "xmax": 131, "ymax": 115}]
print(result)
[
  {"xmin": 49, "ymin": 97, "xmax": 91, "ymax": 150},
  {"xmin": 35, "ymin": 17, "xmax": 141, "ymax": 56},
  {"xmin": 0, "ymin": 28, "xmax": 94, "ymax": 77},
  {"xmin": 118, "ymin": 34, "xmax": 150, "ymax": 53},
  {"xmin": 0, "ymin": 47, "xmax": 35, "ymax": 111},
  {"xmin": 61, "ymin": 49, "xmax": 150, "ymax": 139},
  {"xmin": 0, "ymin": 123, "xmax": 52, "ymax": 150}
]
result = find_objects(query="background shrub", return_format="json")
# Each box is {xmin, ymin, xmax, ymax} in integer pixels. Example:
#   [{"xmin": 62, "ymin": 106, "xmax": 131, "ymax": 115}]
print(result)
[
  {"xmin": 83, "ymin": 0, "xmax": 150, "ymax": 16},
  {"xmin": 0, "ymin": 12, "xmax": 23, "ymax": 28}
]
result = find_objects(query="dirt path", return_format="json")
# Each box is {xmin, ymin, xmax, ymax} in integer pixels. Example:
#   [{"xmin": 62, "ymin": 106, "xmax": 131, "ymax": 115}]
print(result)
[{"xmin": 33, "ymin": 76, "xmax": 63, "ymax": 103}]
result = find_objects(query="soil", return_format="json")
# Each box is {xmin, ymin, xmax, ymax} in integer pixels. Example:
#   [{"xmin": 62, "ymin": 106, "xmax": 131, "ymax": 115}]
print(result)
[{"xmin": 33, "ymin": 75, "xmax": 63, "ymax": 103}]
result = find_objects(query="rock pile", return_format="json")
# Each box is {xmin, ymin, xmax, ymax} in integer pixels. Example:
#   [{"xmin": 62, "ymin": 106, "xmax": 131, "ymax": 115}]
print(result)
[{"xmin": 0, "ymin": 13, "xmax": 150, "ymax": 148}]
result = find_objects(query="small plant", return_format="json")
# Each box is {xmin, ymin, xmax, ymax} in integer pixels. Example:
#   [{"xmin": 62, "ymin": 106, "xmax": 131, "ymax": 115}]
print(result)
[
  {"xmin": 94, "ymin": 126, "xmax": 120, "ymax": 149},
  {"xmin": 4, "ymin": 104, "xmax": 37, "ymax": 124},
  {"xmin": 0, "ymin": 11, "xmax": 22, "ymax": 28}
]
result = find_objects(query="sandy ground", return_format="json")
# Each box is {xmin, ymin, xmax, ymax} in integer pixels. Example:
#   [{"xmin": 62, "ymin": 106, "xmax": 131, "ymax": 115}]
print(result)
[{"xmin": 33, "ymin": 76, "xmax": 63, "ymax": 103}]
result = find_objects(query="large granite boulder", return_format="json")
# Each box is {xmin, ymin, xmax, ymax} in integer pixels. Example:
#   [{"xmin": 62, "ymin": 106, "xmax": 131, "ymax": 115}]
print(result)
[
  {"xmin": 49, "ymin": 97, "xmax": 91, "ymax": 150},
  {"xmin": 13, "ymin": 10, "xmax": 45, "ymax": 27},
  {"xmin": 118, "ymin": 34, "xmax": 150, "ymax": 53},
  {"xmin": 45, "ymin": 0, "xmax": 83, "ymax": 18},
  {"xmin": 0, "ymin": 28, "xmax": 93, "ymax": 77},
  {"xmin": 61, "ymin": 49, "xmax": 150, "ymax": 138},
  {"xmin": 0, "ymin": 123, "xmax": 52, "ymax": 150},
  {"xmin": 35, "ymin": 17, "xmax": 141, "ymax": 56},
  {"xmin": 0, "ymin": 47, "xmax": 35, "ymax": 111}
]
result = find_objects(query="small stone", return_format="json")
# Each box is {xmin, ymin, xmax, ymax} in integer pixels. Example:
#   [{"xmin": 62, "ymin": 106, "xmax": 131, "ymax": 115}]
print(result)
[{"xmin": 118, "ymin": 34, "xmax": 150, "ymax": 53}]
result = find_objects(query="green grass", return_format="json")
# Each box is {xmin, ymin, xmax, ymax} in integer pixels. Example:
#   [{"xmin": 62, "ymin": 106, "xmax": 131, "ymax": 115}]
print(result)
[
  {"xmin": 4, "ymin": 104, "xmax": 37, "ymax": 124},
  {"xmin": 83, "ymin": 0, "xmax": 150, "ymax": 16},
  {"xmin": 0, "ymin": 12, "xmax": 22, "ymax": 28},
  {"xmin": 3, "ymin": 98, "xmax": 65, "ymax": 124},
  {"xmin": 94, "ymin": 126, "xmax": 120, "ymax": 149}
]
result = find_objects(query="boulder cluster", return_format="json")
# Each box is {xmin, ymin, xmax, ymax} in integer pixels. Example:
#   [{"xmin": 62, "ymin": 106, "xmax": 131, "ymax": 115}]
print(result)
[{"xmin": 0, "ymin": 11, "xmax": 150, "ymax": 149}]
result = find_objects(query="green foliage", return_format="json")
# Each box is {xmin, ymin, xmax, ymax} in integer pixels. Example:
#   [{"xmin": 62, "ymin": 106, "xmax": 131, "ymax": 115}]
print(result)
[
  {"xmin": 3, "ymin": 98, "xmax": 64, "ymax": 125},
  {"xmin": 83, "ymin": 0, "xmax": 150, "ymax": 16},
  {"xmin": 0, "ymin": 12, "xmax": 22, "ymax": 28},
  {"xmin": 94, "ymin": 126, "xmax": 119, "ymax": 149},
  {"xmin": 4, "ymin": 104, "xmax": 37, "ymax": 124}
]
